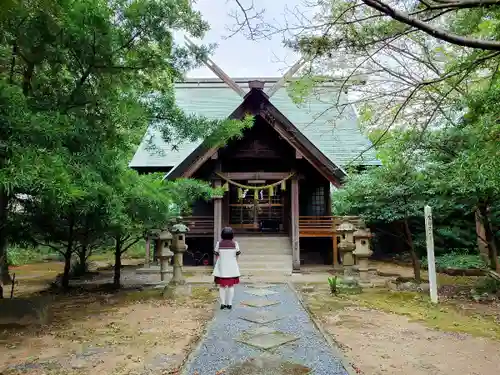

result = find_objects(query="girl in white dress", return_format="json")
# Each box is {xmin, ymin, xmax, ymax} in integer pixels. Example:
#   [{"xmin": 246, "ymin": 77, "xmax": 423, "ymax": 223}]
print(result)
[{"xmin": 212, "ymin": 227, "xmax": 241, "ymax": 310}]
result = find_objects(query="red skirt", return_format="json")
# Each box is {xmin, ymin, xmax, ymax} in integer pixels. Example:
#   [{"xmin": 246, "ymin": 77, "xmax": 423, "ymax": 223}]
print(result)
[{"xmin": 214, "ymin": 277, "xmax": 240, "ymax": 287}]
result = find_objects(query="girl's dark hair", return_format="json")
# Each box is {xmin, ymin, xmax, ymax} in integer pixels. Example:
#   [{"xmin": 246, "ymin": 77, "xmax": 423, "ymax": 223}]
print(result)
[{"xmin": 221, "ymin": 227, "xmax": 234, "ymax": 240}]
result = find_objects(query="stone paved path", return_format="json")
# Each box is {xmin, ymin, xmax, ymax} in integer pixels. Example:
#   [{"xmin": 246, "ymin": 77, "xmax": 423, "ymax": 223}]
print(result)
[{"xmin": 183, "ymin": 283, "xmax": 349, "ymax": 375}]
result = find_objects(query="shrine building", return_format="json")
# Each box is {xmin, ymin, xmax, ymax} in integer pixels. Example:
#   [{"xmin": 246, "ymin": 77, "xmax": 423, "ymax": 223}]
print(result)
[{"xmin": 130, "ymin": 76, "xmax": 379, "ymax": 274}]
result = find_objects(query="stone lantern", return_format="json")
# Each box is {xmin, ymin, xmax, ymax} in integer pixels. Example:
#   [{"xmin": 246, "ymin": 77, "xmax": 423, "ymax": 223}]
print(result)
[
  {"xmin": 169, "ymin": 222, "xmax": 189, "ymax": 285},
  {"xmin": 353, "ymin": 228, "xmax": 373, "ymax": 282},
  {"xmin": 157, "ymin": 230, "xmax": 173, "ymax": 281},
  {"xmin": 337, "ymin": 221, "xmax": 357, "ymax": 278}
]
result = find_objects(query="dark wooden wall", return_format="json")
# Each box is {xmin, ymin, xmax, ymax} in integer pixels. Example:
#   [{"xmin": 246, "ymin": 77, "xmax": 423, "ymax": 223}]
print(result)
[{"xmin": 189, "ymin": 114, "xmax": 333, "ymax": 228}]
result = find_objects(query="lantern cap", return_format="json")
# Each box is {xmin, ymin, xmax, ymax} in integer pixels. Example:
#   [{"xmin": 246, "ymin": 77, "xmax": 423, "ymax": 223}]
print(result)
[
  {"xmin": 158, "ymin": 230, "xmax": 173, "ymax": 240},
  {"xmin": 171, "ymin": 223, "xmax": 189, "ymax": 233},
  {"xmin": 354, "ymin": 228, "xmax": 372, "ymax": 238},
  {"xmin": 337, "ymin": 222, "xmax": 356, "ymax": 232}
]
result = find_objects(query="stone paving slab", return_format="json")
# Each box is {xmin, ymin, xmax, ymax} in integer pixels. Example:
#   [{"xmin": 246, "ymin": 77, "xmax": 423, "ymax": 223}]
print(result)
[
  {"xmin": 243, "ymin": 326, "xmax": 276, "ymax": 336},
  {"xmin": 182, "ymin": 284, "xmax": 349, "ymax": 375},
  {"xmin": 238, "ymin": 310, "xmax": 284, "ymax": 324},
  {"xmin": 223, "ymin": 354, "xmax": 312, "ymax": 375},
  {"xmin": 244, "ymin": 288, "xmax": 278, "ymax": 297},
  {"xmin": 245, "ymin": 283, "xmax": 278, "ymax": 289},
  {"xmin": 236, "ymin": 330, "xmax": 299, "ymax": 350},
  {"xmin": 241, "ymin": 299, "xmax": 280, "ymax": 308}
]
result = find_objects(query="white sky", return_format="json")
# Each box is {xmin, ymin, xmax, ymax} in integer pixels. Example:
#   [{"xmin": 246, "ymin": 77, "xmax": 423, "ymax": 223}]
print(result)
[{"xmin": 182, "ymin": 0, "xmax": 302, "ymax": 78}]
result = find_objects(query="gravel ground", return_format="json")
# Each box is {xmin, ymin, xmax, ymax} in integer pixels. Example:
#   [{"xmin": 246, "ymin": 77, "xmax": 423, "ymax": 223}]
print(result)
[{"xmin": 183, "ymin": 283, "xmax": 348, "ymax": 375}]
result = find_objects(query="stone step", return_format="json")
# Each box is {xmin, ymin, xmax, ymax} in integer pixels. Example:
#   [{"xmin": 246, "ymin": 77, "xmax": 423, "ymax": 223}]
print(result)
[
  {"xmin": 239, "ymin": 246, "xmax": 292, "ymax": 251},
  {"xmin": 239, "ymin": 269, "xmax": 293, "ymax": 276},
  {"xmin": 241, "ymin": 248, "xmax": 292, "ymax": 256},
  {"xmin": 238, "ymin": 262, "xmax": 292, "ymax": 270},
  {"xmin": 239, "ymin": 254, "xmax": 293, "ymax": 262},
  {"xmin": 235, "ymin": 237, "xmax": 290, "ymax": 244},
  {"xmin": 237, "ymin": 237, "xmax": 291, "ymax": 243}
]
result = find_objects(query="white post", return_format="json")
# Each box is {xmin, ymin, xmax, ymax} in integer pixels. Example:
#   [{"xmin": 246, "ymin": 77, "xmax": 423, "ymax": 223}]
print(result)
[{"xmin": 424, "ymin": 205, "xmax": 438, "ymax": 303}]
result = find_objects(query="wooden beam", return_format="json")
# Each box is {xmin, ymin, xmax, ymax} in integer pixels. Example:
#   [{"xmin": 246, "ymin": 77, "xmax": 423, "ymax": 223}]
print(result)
[
  {"xmin": 182, "ymin": 147, "xmax": 218, "ymax": 177},
  {"xmin": 260, "ymin": 109, "xmax": 340, "ymax": 185},
  {"xmin": 221, "ymin": 172, "xmax": 292, "ymax": 180},
  {"xmin": 184, "ymin": 36, "xmax": 246, "ymax": 97},
  {"xmin": 266, "ymin": 58, "xmax": 306, "ymax": 98},
  {"xmin": 291, "ymin": 177, "xmax": 300, "ymax": 271}
]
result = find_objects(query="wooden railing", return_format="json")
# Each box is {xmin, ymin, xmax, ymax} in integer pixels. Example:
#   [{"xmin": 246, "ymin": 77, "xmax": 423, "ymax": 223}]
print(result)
[
  {"xmin": 299, "ymin": 216, "xmax": 364, "ymax": 237},
  {"xmin": 185, "ymin": 216, "xmax": 214, "ymax": 235}
]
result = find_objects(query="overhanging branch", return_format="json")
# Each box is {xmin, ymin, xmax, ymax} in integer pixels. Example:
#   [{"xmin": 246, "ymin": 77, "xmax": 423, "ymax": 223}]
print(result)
[{"xmin": 362, "ymin": 0, "xmax": 500, "ymax": 50}]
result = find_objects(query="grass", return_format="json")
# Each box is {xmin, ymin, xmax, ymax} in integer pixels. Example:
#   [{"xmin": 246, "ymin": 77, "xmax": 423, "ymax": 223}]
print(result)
[
  {"xmin": 303, "ymin": 285, "xmax": 500, "ymax": 340},
  {"xmin": 89, "ymin": 243, "xmax": 146, "ymax": 263},
  {"xmin": 7, "ymin": 241, "xmax": 146, "ymax": 267}
]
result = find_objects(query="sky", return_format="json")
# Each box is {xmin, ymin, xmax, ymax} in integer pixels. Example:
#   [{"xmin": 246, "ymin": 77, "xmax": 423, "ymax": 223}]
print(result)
[{"xmin": 180, "ymin": 0, "xmax": 304, "ymax": 78}]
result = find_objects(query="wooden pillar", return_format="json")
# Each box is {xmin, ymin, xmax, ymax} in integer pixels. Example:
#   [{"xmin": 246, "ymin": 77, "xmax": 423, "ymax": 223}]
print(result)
[
  {"xmin": 326, "ymin": 183, "xmax": 332, "ymax": 215},
  {"xmin": 291, "ymin": 177, "xmax": 300, "ymax": 271},
  {"xmin": 213, "ymin": 179, "xmax": 222, "ymax": 263},
  {"xmin": 145, "ymin": 236, "xmax": 151, "ymax": 268},
  {"xmin": 332, "ymin": 235, "xmax": 339, "ymax": 268}
]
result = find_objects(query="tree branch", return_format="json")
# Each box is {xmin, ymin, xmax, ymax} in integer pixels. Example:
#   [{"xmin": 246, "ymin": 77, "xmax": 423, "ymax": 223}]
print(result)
[
  {"xmin": 120, "ymin": 237, "xmax": 142, "ymax": 254},
  {"xmin": 362, "ymin": 0, "xmax": 500, "ymax": 50}
]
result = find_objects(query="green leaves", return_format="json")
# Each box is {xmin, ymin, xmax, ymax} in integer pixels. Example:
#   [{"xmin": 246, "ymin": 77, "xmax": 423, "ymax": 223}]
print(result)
[{"xmin": 0, "ymin": 0, "xmax": 250, "ymax": 264}]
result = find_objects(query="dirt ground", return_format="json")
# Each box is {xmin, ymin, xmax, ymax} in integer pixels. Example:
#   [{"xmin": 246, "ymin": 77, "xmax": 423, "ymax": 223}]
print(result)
[
  {"xmin": 300, "ymin": 285, "xmax": 500, "ymax": 375},
  {"xmin": 0, "ymin": 286, "xmax": 216, "ymax": 375}
]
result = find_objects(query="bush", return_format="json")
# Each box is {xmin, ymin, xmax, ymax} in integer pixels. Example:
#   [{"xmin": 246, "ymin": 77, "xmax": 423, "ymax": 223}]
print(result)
[
  {"xmin": 7, "ymin": 247, "xmax": 44, "ymax": 266},
  {"xmin": 7, "ymin": 246, "xmax": 63, "ymax": 266},
  {"xmin": 475, "ymin": 277, "xmax": 500, "ymax": 295},
  {"xmin": 124, "ymin": 240, "xmax": 145, "ymax": 259},
  {"xmin": 421, "ymin": 252, "xmax": 488, "ymax": 270}
]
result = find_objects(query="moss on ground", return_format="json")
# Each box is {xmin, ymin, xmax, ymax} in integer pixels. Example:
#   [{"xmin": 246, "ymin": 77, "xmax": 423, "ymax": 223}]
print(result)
[{"xmin": 302, "ymin": 285, "xmax": 500, "ymax": 340}]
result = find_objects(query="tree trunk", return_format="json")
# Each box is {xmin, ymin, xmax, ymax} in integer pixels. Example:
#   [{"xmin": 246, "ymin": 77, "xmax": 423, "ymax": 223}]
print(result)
[
  {"xmin": 1, "ymin": 251, "xmax": 10, "ymax": 284},
  {"xmin": 486, "ymin": 215, "xmax": 500, "ymax": 272},
  {"xmin": 61, "ymin": 216, "xmax": 75, "ymax": 289},
  {"xmin": 62, "ymin": 250, "xmax": 71, "ymax": 289},
  {"xmin": 113, "ymin": 238, "xmax": 122, "ymax": 289},
  {"xmin": 475, "ymin": 208, "xmax": 490, "ymax": 265},
  {"xmin": 478, "ymin": 205, "xmax": 500, "ymax": 271},
  {"xmin": 403, "ymin": 218, "xmax": 421, "ymax": 282},
  {"xmin": 0, "ymin": 187, "xmax": 9, "ymax": 298},
  {"xmin": 77, "ymin": 245, "xmax": 88, "ymax": 275}
]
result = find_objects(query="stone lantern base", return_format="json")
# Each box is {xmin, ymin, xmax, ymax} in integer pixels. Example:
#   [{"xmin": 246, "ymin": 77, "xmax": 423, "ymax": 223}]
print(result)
[{"xmin": 162, "ymin": 283, "xmax": 192, "ymax": 298}]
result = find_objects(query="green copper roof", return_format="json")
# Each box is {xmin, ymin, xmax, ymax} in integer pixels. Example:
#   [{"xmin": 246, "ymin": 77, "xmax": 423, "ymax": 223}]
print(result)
[{"xmin": 129, "ymin": 78, "xmax": 380, "ymax": 170}]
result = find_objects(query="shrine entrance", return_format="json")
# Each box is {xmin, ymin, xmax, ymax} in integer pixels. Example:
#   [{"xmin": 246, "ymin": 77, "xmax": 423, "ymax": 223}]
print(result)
[{"xmin": 227, "ymin": 180, "xmax": 287, "ymax": 233}]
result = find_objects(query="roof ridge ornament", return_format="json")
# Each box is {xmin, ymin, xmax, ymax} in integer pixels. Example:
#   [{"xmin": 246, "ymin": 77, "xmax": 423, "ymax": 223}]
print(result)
[
  {"xmin": 266, "ymin": 57, "xmax": 306, "ymax": 98},
  {"xmin": 184, "ymin": 36, "xmax": 246, "ymax": 97}
]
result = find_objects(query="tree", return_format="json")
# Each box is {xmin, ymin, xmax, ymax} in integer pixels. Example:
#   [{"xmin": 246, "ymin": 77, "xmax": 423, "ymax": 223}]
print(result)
[
  {"xmin": 333, "ymin": 78, "xmax": 500, "ymax": 276},
  {"xmin": 334, "ymin": 155, "xmax": 429, "ymax": 281},
  {"xmin": 0, "ymin": 0, "xmax": 252, "ymax": 292},
  {"xmin": 107, "ymin": 164, "xmax": 219, "ymax": 288},
  {"xmin": 228, "ymin": 0, "xmax": 500, "ymax": 158},
  {"xmin": 421, "ymin": 81, "xmax": 500, "ymax": 271}
]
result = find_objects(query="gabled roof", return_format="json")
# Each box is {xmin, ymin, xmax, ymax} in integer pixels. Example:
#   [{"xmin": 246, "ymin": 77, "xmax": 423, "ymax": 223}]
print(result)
[{"xmin": 129, "ymin": 78, "xmax": 380, "ymax": 171}]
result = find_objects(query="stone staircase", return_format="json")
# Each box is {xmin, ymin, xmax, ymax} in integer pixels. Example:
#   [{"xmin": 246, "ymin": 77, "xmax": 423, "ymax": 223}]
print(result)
[{"xmin": 236, "ymin": 235, "xmax": 293, "ymax": 276}]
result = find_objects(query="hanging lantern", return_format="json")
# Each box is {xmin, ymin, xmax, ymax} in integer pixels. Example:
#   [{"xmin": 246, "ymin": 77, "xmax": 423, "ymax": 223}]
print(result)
[
  {"xmin": 222, "ymin": 182, "xmax": 229, "ymax": 191},
  {"xmin": 281, "ymin": 179, "xmax": 287, "ymax": 191}
]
